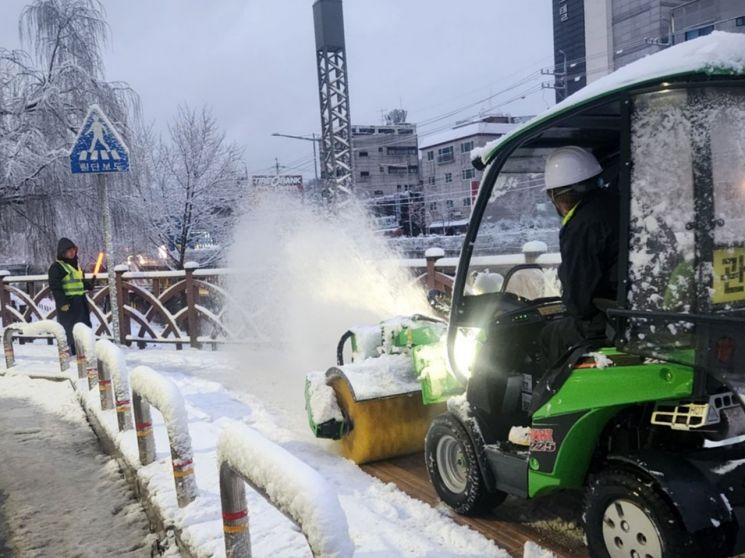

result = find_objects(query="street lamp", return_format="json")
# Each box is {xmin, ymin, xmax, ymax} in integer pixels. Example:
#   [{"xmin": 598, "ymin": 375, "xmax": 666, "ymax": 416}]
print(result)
[{"xmin": 271, "ymin": 132, "xmax": 320, "ymax": 184}]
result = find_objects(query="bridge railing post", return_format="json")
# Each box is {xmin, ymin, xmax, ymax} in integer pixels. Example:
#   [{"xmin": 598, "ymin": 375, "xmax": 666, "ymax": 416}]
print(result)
[
  {"xmin": 424, "ymin": 247, "xmax": 445, "ymax": 290},
  {"xmin": 131, "ymin": 366, "xmax": 197, "ymax": 507},
  {"xmin": 0, "ymin": 271, "xmax": 10, "ymax": 328},
  {"xmin": 115, "ymin": 266, "xmax": 129, "ymax": 345},
  {"xmin": 3, "ymin": 325, "xmax": 20, "ymax": 368},
  {"xmin": 220, "ymin": 461, "xmax": 251, "ymax": 557},
  {"xmin": 184, "ymin": 262, "xmax": 200, "ymax": 349}
]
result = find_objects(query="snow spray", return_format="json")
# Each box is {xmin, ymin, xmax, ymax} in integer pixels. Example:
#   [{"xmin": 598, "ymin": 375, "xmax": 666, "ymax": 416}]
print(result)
[{"xmin": 227, "ymin": 191, "xmax": 430, "ymax": 424}]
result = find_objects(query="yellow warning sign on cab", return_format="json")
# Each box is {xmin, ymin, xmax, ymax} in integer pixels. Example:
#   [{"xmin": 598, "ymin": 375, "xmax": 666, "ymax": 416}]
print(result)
[{"xmin": 713, "ymin": 247, "xmax": 745, "ymax": 304}]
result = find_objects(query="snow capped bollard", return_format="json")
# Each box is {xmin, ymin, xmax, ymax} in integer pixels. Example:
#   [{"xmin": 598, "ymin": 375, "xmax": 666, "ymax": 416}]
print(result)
[
  {"xmin": 2, "ymin": 324, "xmax": 23, "ymax": 368},
  {"xmin": 73, "ymin": 323, "xmax": 98, "ymax": 388},
  {"xmin": 130, "ymin": 366, "xmax": 197, "ymax": 508},
  {"xmin": 217, "ymin": 421, "xmax": 354, "ymax": 558},
  {"xmin": 95, "ymin": 339, "xmax": 132, "ymax": 431},
  {"xmin": 424, "ymin": 247, "xmax": 445, "ymax": 290},
  {"xmin": 8, "ymin": 320, "xmax": 71, "ymax": 373},
  {"xmin": 521, "ymin": 240, "xmax": 548, "ymax": 264}
]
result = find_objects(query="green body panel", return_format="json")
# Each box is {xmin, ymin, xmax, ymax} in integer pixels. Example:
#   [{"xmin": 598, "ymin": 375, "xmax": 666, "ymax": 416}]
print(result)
[
  {"xmin": 528, "ymin": 406, "xmax": 621, "ymax": 497},
  {"xmin": 414, "ymin": 343, "xmax": 463, "ymax": 405},
  {"xmin": 392, "ymin": 325, "xmax": 442, "ymax": 348},
  {"xmin": 532, "ymin": 361, "xmax": 694, "ymax": 420},
  {"xmin": 527, "ymin": 360, "xmax": 694, "ymax": 497}
]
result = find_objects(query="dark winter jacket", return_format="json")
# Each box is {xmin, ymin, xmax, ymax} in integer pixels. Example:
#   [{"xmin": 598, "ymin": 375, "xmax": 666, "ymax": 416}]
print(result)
[
  {"xmin": 48, "ymin": 238, "xmax": 94, "ymax": 308},
  {"xmin": 558, "ymin": 191, "xmax": 619, "ymax": 320}
]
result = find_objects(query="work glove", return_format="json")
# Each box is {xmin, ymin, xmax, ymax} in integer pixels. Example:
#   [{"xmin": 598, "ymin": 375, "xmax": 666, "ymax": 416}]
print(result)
[{"xmin": 60, "ymin": 304, "xmax": 70, "ymax": 312}]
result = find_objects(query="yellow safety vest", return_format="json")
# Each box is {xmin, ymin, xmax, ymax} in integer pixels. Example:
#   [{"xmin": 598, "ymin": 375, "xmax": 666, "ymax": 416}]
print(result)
[{"xmin": 57, "ymin": 260, "xmax": 85, "ymax": 297}]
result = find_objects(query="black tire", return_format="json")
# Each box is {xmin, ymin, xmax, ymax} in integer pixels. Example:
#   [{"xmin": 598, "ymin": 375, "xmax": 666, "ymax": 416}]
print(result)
[
  {"xmin": 424, "ymin": 412, "xmax": 505, "ymax": 515},
  {"xmin": 584, "ymin": 468, "xmax": 727, "ymax": 558}
]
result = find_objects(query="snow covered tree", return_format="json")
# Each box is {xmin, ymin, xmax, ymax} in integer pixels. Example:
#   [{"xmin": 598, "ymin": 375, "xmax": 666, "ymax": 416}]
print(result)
[
  {"xmin": 0, "ymin": 0, "xmax": 142, "ymax": 266},
  {"xmin": 144, "ymin": 105, "xmax": 246, "ymax": 269}
]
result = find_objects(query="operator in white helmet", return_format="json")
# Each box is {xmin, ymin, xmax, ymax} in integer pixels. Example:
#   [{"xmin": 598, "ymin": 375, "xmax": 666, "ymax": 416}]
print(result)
[{"xmin": 539, "ymin": 146, "xmax": 619, "ymax": 370}]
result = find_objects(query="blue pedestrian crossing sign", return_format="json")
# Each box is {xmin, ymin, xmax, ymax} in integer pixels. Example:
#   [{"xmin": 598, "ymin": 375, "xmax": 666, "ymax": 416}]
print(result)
[{"xmin": 69, "ymin": 104, "xmax": 129, "ymax": 174}]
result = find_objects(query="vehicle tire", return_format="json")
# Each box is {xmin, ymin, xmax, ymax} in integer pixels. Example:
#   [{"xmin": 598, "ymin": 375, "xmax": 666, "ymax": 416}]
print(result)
[
  {"xmin": 584, "ymin": 468, "xmax": 727, "ymax": 558},
  {"xmin": 424, "ymin": 412, "xmax": 505, "ymax": 515}
]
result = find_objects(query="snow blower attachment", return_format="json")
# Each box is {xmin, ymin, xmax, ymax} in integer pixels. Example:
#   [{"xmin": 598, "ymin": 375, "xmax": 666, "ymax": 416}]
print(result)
[{"xmin": 305, "ymin": 315, "xmax": 464, "ymax": 464}]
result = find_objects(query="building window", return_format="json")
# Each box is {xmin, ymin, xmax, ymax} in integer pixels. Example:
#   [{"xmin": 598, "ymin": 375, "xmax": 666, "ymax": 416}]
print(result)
[
  {"xmin": 684, "ymin": 25, "xmax": 714, "ymax": 41},
  {"xmin": 374, "ymin": 190, "xmax": 384, "ymax": 197},
  {"xmin": 398, "ymin": 128, "xmax": 414, "ymax": 135},
  {"xmin": 358, "ymin": 151, "xmax": 368, "ymax": 157},
  {"xmin": 379, "ymin": 166, "xmax": 385, "ymax": 173},
  {"xmin": 396, "ymin": 184, "xmax": 402, "ymax": 191},
  {"xmin": 430, "ymin": 202, "xmax": 438, "ymax": 211},
  {"xmin": 462, "ymin": 168, "xmax": 475, "ymax": 180},
  {"xmin": 378, "ymin": 147, "xmax": 383, "ymax": 152},
  {"xmin": 737, "ymin": 16, "xmax": 745, "ymax": 27},
  {"xmin": 360, "ymin": 171, "xmax": 370, "ymax": 178},
  {"xmin": 445, "ymin": 173, "xmax": 452, "ymax": 183},
  {"xmin": 463, "ymin": 197, "xmax": 471, "ymax": 207},
  {"xmin": 460, "ymin": 141, "xmax": 474, "ymax": 153},
  {"xmin": 378, "ymin": 128, "xmax": 395, "ymax": 134},
  {"xmin": 427, "ymin": 151, "xmax": 434, "ymax": 161},
  {"xmin": 428, "ymin": 176, "xmax": 435, "ymax": 185},
  {"xmin": 446, "ymin": 199, "xmax": 454, "ymax": 208},
  {"xmin": 408, "ymin": 165, "xmax": 419, "ymax": 174},
  {"xmin": 437, "ymin": 146, "xmax": 454, "ymax": 164}
]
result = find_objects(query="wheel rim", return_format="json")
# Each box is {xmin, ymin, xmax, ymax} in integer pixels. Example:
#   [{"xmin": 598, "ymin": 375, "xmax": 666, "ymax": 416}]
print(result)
[
  {"xmin": 436, "ymin": 434, "xmax": 468, "ymax": 494},
  {"xmin": 601, "ymin": 499, "xmax": 664, "ymax": 558}
]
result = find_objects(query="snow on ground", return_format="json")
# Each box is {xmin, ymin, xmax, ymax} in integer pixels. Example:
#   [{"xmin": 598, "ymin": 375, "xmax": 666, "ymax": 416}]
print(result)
[
  {"xmin": 8, "ymin": 342, "xmax": 509, "ymax": 557},
  {"xmin": 0, "ymin": 373, "xmax": 172, "ymax": 557}
]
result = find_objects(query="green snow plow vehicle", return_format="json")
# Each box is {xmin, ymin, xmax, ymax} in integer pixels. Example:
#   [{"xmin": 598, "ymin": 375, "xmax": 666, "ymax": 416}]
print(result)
[{"xmin": 424, "ymin": 33, "xmax": 745, "ymax": 558}]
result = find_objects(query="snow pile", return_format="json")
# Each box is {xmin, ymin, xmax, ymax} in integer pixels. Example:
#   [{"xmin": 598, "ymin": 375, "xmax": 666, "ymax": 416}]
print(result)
[
  {"xmin": 217, "ymin": 420, "xmax": 354, "ymax": 558},
  {"xmin": 130, "ymin": 365, "xmax": 192, "ymax": 459},
  {"xmin": 522, "ymin": 240, "xmax": 548, "ymax": 255},
  {"xmin": 96, "ymin": 338, "xmax": 131, "ymax": 405},
  {"xmin": 473, "ymin": 32, "xmax": 745, "ymax": 164},
  {"xmin": 523, "ymin": 541, "xmax": 556, "ymax": 558},
  {"xmin": 306, "ymin": 371, "xmax": 344, "ymax": 425},
  {"xmin": 590, "ymin": 352, "xmax": 614, "ymax": 369},
  {"xmin": 424, "ymin": 247, "xmax": 445, "ymax": 259},
  {"xmin": 338, "ymin": 353, "xmax": 419, "ymax": 400}
]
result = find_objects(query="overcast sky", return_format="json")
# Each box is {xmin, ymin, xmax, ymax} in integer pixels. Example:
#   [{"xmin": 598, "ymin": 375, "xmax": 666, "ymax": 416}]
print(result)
[{"xmin": 1, "ymin": 0, "xmax": 554, "ymax": 178}]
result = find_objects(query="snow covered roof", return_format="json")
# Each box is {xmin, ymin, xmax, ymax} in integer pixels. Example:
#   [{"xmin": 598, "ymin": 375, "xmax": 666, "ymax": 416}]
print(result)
[
  {"xmin": 419, "ymin": 120, "xmax": 518, "ymax": 150},
  {"xmin": 472, "ymin": 32, "xmax": 745, "ymax": 166}
]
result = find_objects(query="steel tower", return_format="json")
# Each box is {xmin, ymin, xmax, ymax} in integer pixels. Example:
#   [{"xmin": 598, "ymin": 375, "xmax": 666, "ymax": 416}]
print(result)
[{"xmin": 313, "ymin": 0, "xmax": 353, "ymax": 204}]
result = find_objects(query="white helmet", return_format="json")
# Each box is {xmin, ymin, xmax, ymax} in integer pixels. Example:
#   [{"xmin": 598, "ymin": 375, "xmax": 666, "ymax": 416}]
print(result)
[{"xmin": 543, "ymin": 146, "xmax": 602, "ymax": 191}]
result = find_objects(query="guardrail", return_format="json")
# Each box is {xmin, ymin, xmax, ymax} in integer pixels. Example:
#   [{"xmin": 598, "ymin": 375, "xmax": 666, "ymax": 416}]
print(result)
[
  {"xmin": 3, "ymin": 320, "xmax": 70, "ymax": 373},
  {"xmin": 130, "ymin": 366, "xmax": 197, "ymax": 508},
  {"xmin": 218, "ymin": 421, "xmax": 354, "ymax": 558},
  {"xmin": 0, "ymin": 244, "xmax": 560, "ymax": 350}
]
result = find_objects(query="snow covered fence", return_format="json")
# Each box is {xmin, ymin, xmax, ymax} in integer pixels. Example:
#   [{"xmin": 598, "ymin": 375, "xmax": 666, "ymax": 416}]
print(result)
[
  {"xmin": 217, "ymin": 421, "xmax": 354, "ymax": 558},
  {"xmin": 96, "ymin": 339, "xmax": 132, "ymax": 429},
  {"xmin": 130, "ymin": 366, "xmax": 197, "ymax": 507},
  {"xmin": 73, "ymin": 323, "xmax": 98, "ymax": 387},
  {"xmin": 2, "ymin": 320, "xmax": 70, "ymax": 373}
]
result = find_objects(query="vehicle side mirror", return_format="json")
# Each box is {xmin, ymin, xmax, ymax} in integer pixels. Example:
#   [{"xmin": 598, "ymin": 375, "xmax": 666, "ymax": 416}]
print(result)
[{"xmin": 427, "ymin": 289, "xmax": 451, "ymax": 315}]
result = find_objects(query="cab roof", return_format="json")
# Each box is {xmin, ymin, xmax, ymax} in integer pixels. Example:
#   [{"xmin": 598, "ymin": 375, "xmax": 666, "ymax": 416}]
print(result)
[{"xmin": 472, "ymin": 32, "xmax": 745, "ymax": 168}]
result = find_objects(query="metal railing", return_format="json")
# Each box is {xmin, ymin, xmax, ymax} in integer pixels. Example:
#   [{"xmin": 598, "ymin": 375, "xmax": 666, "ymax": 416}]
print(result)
[
  {"xmin": 218, "ymin": 421, "xmax": 354, "ymax": 558},
  {"xmin": 0, "ymin": 246, "xmax": 560, "ymax": 350},
  {"xmin": 130, "ymin": 365, "xmax": 197, "ymax": 508},
  {"xmin": 3, "ymin": 320, "xmax": 70, "ymax": 373}
]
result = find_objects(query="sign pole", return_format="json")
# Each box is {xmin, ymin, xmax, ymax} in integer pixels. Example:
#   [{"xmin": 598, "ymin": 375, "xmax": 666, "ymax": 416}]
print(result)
[
  {"xmin": 69, "ymin": 104, "xmax": 130, "ymax": 344},
  {"xmin": 97, "ymin": 174, "xmax": 120, "ymax": 343}
]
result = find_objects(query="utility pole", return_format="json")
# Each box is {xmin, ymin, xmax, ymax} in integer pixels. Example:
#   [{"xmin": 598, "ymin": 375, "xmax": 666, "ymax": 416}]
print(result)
[
  {"xmin": 271, "ymin": 132, "xmax": 320, "ymax": 183},
  {"xmin": 541, "ymin": 49, "xmax": 568, "ymax": 102}
]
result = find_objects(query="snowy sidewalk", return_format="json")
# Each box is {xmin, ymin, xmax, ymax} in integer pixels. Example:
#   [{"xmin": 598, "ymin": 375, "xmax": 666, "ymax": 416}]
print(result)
[
  {"xmin": 0, "ymin": 375, "xmax": 171, "ymax": 557},
  {"xmin": 7, "ymin": 343, "xmax": 559, "ymax": 557}
]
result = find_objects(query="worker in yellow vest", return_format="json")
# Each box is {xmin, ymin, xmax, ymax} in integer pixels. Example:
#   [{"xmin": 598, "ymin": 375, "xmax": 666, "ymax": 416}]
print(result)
[{"xmin": 48, "ymin": 238, "xmax": 96, "ymax": 354}]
